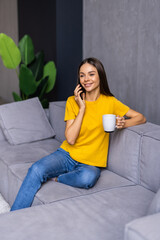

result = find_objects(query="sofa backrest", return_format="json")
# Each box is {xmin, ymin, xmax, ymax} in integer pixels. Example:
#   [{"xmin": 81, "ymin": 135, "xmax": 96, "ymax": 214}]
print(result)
[
  {"xmin": 49, "ymin": 101, "xmax": 66, "ymax": 142},
  {"xmin": 107, "ymin": 122, "xmax": 160, "ymax": 193}
]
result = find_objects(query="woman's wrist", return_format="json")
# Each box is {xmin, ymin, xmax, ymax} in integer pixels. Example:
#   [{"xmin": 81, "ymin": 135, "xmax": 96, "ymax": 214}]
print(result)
[{"xmin": 79, "ymin": 106, "xmax": 85, "ymax": 114}]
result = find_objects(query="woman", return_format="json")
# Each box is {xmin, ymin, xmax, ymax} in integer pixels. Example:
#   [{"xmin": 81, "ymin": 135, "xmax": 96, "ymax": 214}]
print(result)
[{"xmin": 11, "ymin": 57, "xmax": 146, "ymax": 211}]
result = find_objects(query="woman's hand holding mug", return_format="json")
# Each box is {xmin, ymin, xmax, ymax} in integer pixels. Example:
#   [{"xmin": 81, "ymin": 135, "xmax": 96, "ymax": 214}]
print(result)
[
  {"xmin": 103, "ymin": 114, "xmax": 125, "ymax": 132},
  {"xmin": 116, "ymin": 116, "xmax": 125, "ymax": 129}
]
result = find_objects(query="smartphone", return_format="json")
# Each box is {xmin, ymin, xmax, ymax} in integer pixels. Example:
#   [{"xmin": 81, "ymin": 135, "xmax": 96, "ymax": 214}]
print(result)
[{"xmin": 79, "ymin": 84, "xmax": 85, "ymax": 99}]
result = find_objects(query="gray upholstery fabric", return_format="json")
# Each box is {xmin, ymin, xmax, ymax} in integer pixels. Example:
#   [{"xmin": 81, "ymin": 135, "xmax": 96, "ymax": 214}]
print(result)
[
  {"xmin": 108, "ymin": 122, "xmax": 160, "ymax": 193},
  {"xmin": 107, "ymin": 128, "xmax": 141, "ymax": 184},
  {"xmin": 0, "ymin": 158, "xmax": 8, "ymax": 201},
  {"xmin": 49, "ymin": 101, "xmax": 66, "ymax": 142},
  {"xmin": 125, "ymin": 213, "xmax": 160, "ymax": 240},
  {"xmin": 0, "ymin": 98, "xmax": 55, "ymax": 145},
  {"xmin": 0, "ymin": 139, "xmax": 60, "ymax": 166},
  {"xmin": 0, "ymin": 185, "xmax": 154, "ymax": 240},
  {"xmin": 140, "ymin": 131, "xmax": 160, "ymax": 192},
  {"xmin": 123, "ymin": 122, "xmax": 160, "ymax": 134},
  {"xmin": 147, "ymin": 188, "xmax": 160, "ymax": 215},
  {"xmin": 44, "ymin": 108, "xmax": 49, "ymax": 119},
  {"xmin": 0, "ymin": 128, "xmax": 5, "ymax": 141}
]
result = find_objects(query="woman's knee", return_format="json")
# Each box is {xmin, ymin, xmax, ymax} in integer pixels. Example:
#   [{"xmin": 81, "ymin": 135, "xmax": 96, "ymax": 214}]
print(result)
[
  {"xmin": 79, "ymin": 167, "xmax": 100, "ymax": 189},
  {"xmin": 28, "ymin": 161, "xmax": 46, "ymax": 182}
]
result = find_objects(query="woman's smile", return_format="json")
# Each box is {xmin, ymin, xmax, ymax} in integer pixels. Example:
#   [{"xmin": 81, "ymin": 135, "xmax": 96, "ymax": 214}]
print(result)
[{"xmin": 84, "ymin": 83, "xmax": 93, "ymax": 88}]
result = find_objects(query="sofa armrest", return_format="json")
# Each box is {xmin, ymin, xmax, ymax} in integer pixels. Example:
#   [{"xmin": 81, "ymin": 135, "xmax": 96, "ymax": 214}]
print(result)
[{"xmin": 124, "ymin": 213, "xmax": 160, "ymax": 240}]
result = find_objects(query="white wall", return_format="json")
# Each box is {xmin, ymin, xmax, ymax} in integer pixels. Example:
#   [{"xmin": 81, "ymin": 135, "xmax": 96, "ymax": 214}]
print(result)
[{"xmin": 0, "ymin": 0, "xmax": 19, "ymax": 102}]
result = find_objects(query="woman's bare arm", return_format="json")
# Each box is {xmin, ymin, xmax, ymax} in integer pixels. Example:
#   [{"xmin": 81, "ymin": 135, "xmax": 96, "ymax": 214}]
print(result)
[
  {"xmin": 65, "ymin": 85, "xmax": 86, "ymax": 145},
  {"xmin": 116, "ymin": 109, "xmax": 146, "ymax": 129}
]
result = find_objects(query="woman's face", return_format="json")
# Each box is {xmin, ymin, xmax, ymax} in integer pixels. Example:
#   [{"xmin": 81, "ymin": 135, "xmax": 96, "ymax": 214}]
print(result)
[{"xmin": 79, "ymin": 63, "xmax": 100, "ymax": 94}]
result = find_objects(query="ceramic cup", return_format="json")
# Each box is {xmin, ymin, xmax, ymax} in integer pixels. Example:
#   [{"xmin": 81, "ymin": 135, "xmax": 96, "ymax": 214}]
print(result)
[{"xmin": 103, "ymin": 114, "xmax": 116, "ymax": 133}]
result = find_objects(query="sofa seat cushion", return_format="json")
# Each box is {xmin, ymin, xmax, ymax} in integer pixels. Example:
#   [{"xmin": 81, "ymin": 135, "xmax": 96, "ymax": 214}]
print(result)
[
  {"xmin": 0, "ymin": 98, "xmax": 55, "ymax": 145},
  {"xmin": 0, "ymin": 138, "xmax": 61, "ymax": 166},
  {"xmin": 0, "ymin": 185, "xmax": 154, "ymax": 240},
  {"xmin": 7, "ymin": 163, "xmax": 135, "ymax": 206}
]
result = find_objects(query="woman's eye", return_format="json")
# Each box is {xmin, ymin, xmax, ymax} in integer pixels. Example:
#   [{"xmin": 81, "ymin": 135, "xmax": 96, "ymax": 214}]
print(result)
[
  {"xmin": 90, "ymin": 74, "xmax": 95, "ymax": 76},
  {"xmin": 80, "ymin": 75, "xmax": 84, "ymax": 78}
]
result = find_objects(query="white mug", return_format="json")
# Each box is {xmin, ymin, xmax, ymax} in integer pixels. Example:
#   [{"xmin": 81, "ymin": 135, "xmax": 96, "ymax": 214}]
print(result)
[{"xmin": 103, "ymin": 114, "xmax": 116, "ymax": 133}]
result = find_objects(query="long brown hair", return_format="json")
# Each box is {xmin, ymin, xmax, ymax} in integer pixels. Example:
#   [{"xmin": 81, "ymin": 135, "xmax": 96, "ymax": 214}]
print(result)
[{"xmin": 77, "ymin": 57, "xmax": 114, "ymax": 96}]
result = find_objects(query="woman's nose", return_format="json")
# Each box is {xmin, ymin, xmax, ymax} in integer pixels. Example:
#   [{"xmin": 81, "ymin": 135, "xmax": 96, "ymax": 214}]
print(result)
[{"xmin": 84, "ymin": 75, "xmax": 89, "ymax": 81}]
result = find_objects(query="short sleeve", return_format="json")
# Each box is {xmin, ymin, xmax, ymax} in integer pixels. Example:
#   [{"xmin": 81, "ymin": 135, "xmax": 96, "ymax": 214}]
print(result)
[
  {"xmin": 64, "ymin": 97, "xmax": 77, "ymax": 121},
  {"xmin": 113, "ymin": 98, "xmax": 130, "ymax": 117}
]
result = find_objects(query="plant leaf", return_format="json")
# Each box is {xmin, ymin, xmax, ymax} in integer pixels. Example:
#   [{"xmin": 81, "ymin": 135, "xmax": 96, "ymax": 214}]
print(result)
[
  {"xmin": 28, "ymin": 51, "xmax": 44, "ymax": 81},
  {"xmin": 38, "ymin": 78, "xmax": 48, "ymax": 100},
  {"xmin": 43, "ymin": 61, "xmax": 56, "ymax": 93},
  {"xmin": 0, "ymin": 33, "xmax": 21, "ymax": 69},
  {"xmin": 18, "ymin": 35, "xmax": 35, "ymax": 65},
  {"xmin": 12, "ymin": 92, "xmax": 22, "ymax": 101},
  {"xmin": 40, "ymin": 98, "xmax": 49, "ymax": 108},
  {"xmin": 29, "ymin": 77, "xmax": 48, "ymax": 100},
  {"xmin": 19, "ymin": 64, "xmax": 37, "ymax": 96}
]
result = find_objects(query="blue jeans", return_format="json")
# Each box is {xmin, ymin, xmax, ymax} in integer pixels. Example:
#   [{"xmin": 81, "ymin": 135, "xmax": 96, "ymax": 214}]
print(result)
[{"xmin": 11, "ymin": 148, "xmax": 101, "ymax": 211}]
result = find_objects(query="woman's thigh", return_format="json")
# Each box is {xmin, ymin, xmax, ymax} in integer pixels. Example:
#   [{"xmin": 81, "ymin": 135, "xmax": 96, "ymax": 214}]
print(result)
[{"xmin": 30, "ymin": 148, "xmax": 73, "ymax": 181}]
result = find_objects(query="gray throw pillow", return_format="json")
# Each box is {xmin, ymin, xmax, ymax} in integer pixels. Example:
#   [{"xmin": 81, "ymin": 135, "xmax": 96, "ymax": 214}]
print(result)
[
  {"xmin": 147, "ymin": 188, "xmax": 160, "ymax": 215},
  {"xmin": 0, "ymin": 97, "xmax": 55, "ymax": 145},
  {"xmin": 49, "ymin": 101, "xmax": 66, "ymax": 142}
]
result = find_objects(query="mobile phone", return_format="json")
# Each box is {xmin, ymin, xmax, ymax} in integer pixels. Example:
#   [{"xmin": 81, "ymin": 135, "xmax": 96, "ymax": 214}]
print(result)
[{"xmin": 79, "ymin": 84, "xmax": 85, "ymax": 99}]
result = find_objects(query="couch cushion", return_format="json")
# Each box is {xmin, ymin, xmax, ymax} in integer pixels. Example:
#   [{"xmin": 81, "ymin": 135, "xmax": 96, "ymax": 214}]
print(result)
[
  {"xmin": 125, "ymin": 213, "xmax": 160, "ymax": 240},
  {"xmin": 49, "ymin": 101, "xmax": 66, "ymax": 142},
  {"xmin": 0, "ymin": 139, "xmax": 61, "ymax": 166},
  {"xmin": 147, "ymin": 188, "xmax": 160, "ymax": 215},
  {"xmin": 0, "ymin": 128, "xmax": 5, "ymax": 141},
  {"xmin": 108, "ymin": 122, "xmax": 160, "ymax": 191},
  {"xmin": 0, "ymin": 98, "xmax": 55, "ymax": 145},
  {"xmin": 8, "ymin": 163, "xmax": 135, "ymax": 207},
  {"xmin": 107, "ymin": 128, "xmax": 141, "ymax": 184},
  {"xmin": 140, "ymin": 129, "xmax": 160, "ymax": 192},
  {"xmin": 0, "ymin": 185, "xmax": 154, "ymax": 240}
]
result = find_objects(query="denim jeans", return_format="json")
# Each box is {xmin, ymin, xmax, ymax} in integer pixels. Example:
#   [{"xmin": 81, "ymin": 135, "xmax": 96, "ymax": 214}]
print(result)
[{"xmin": 11, "ymin": 148, "xmax": 101, "ymax": 211}]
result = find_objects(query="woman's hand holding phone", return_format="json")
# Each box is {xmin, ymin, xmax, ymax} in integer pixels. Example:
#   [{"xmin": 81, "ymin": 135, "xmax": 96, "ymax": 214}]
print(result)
[{"xmin": 74, "ymin": 84, "xmax": 86, "ymax": 111}]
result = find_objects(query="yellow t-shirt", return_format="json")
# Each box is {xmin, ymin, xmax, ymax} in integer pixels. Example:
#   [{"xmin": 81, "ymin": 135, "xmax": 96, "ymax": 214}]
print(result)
[{"xmin": 60, "ymin": 94, "xmax": 129, "ymax": 167}]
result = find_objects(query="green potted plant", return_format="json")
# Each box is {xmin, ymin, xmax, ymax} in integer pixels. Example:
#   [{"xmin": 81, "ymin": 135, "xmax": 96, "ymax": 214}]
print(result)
[{"xmin": 0, "ymin": 33, "xmax": 56, "ymax": 108}]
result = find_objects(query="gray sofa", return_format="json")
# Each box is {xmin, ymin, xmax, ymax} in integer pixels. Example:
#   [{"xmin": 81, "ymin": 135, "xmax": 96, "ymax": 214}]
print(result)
[{"xmin": 0, "ymin": 97, "xmax": 160, "ymax": 240}]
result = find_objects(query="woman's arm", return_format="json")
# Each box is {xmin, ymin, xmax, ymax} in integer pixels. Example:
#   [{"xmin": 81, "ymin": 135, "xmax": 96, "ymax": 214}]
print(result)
[
  {"xmin": 116, "ymin": 109, "xmax": 146, "ymax": 129},
  {"xmin": 65, "ymin": 85, "xmax": 85, "ymax": 145}
]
